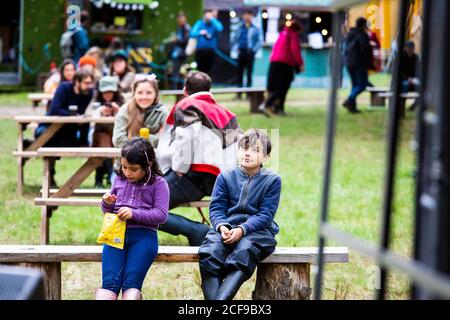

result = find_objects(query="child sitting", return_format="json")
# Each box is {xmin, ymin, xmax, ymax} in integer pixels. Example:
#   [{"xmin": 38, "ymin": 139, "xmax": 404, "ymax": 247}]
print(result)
[
  {"xmin": 198, "ymin": 128, "xmax": 282, "ymax": 300},
  {"xmin": 96, "ymin": 137, "xmax": 169, "ymax": 300}
]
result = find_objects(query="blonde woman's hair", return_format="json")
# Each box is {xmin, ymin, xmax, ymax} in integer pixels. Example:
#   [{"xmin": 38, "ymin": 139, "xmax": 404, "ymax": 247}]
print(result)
[{"xmin": 126, "ymin": 77, "xmax": 160, "ymax": 139}]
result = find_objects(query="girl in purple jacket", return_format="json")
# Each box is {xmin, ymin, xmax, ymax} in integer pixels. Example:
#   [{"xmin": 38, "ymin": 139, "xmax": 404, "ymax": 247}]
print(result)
[{"xmin": 95, "ymin": 137, "xmax": 170, "ymax": 300}]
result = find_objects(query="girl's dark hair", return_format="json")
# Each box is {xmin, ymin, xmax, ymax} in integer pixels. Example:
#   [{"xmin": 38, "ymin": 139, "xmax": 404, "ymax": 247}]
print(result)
[
  {"xmin": 59, "ymin": 59, "xmax": 76, "ymax": 81},
  {"xmin": 116, "ymin": 137, "xmax": 163, "ymax": 184}
]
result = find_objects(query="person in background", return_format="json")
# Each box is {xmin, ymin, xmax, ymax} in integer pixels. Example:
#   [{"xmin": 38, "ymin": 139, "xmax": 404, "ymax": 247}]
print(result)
[
  {"xmin": 190, "ymin": 10, "xmax": 223, "ymax": 75},
  {"xmin": 198, "ymin": 129, "xmax": 281, "ymax": 300},
  {"xmin": 90, "ymin": 76, "xmax": 124, "ymax": 188},
  {"xmin": 342, "ymin": 17, "xmax": 372, "ymax": 114},
  {"xmin": 44, "ymin": 59, "xmax": 77, "ymax": 94},
  {"xmin": 169, "ymin": 12, "xmax": 191, "ymax": 90},
  {"xmin": 259, "ymin": 18, "xmax": 304, "ymax": 116},
  {"xmin": 79, "ymin": 55, "xmax": 101, "ymax": 81},
  {"xmin": 35, "ymin": 68, "xmax": 95, "ymax": 187},
  {"xmin": 156, "ymin": 71, "xmax": 241, "ymax": 246},
  {"xmin": 96, "ymin": 137, "xmax": 169, "ymax": 300},
  {"xmin": 401, "ymin": 40, "xmax": 420, "ymax": 93},
  {"xmin": 231, "ymin": 9, "xmax": 262, "ymax": 99},
  {"xmin": 109, "ymin": 49, "xmax": 136, "ymax": 94},
  {"xmin": 86, "ymin": 46, "xmax": 108, "ymax": 77},
  {"xmin": 104, "ymin": 37, "xmax": 125, "ymax": 67},
  {"xmin": 72, "ymin": 10, "xmax": 90, "ymax": 63}
]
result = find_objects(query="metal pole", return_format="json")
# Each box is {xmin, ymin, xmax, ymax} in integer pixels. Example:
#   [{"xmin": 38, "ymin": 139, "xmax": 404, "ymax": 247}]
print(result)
[
  {"xmin": 314, "ymin": 9, "xmax": 345, "ymax": 300},
  {"xmin": 377, "ymin": 0, "xmax": 411, "ymax": 300}
]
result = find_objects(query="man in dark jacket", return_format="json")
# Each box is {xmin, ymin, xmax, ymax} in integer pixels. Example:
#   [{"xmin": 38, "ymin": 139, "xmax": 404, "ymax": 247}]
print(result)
[{"xmin": 342, "ymin": 17, "xmax": 372, "ymax": 113}]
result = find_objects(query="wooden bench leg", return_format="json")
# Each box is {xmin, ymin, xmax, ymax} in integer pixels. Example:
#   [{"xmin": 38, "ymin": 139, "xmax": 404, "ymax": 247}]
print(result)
[
  {"xmin": 252, "ymin": 263, "xmax": 311, "ymax": 300},
  {"xmin": 249, "ymin": 92, "xmax": 265, "ymax": 113},
  {"xmin": 40, "ymin": 158, "xmax": 51, "ymax": 245},
  {"xmin": 4, "ymin": 262, "xmax": 62, "ymax": 300},
  {"xmin": 370, "ymin": 93, "xmax": 386, "ymax": 107},
  {"xmin": 17, "ymin": 157, "xmax": 24, "ymax": 195}
]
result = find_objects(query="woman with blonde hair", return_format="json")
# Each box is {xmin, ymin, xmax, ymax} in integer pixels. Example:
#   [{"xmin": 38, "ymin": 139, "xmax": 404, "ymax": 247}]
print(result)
[{"xmin": 113, "ymin": 74, "xmax": 168, "ymax": 152}]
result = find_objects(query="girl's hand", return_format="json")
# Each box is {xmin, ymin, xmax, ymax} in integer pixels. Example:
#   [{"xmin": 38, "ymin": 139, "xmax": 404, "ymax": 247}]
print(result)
[
  {"xmin": 223, "ymin": 227, "xmax": 243, "ymax": 245},
  {"xmin": 117, "ymin": 207, "xmax": 133, "ymax": 221},
  {"xmin": 103, "ymin": 193, "xmax": 117, "ymax": 205},
  {"xmin": 219, "ymin": 225, "xmax": 231, "ymax": 241}
]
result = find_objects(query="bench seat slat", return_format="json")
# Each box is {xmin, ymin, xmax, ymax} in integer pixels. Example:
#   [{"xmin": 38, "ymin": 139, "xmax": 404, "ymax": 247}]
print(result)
[
  {"xmin": 36, "ymin": 147, "xmax": 121, "ymax": 158},
  {"xmin": 34, "ymin": 197, "xmax": 210, "ymax": 208},
  {"xmin": 0, "ymin": 245, "xmax": 348, "ymax": 264}
]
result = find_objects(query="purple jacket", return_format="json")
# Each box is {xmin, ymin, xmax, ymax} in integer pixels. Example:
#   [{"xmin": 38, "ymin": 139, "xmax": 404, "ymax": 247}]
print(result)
[{"xmin": 101, "ymin": 174, "xmax": 170, "ymax": 230}]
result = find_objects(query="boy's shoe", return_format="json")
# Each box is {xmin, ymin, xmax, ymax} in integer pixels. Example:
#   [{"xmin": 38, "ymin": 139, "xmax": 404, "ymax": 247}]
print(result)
[{"xmin": 258, "ymin": 103, "xmax": 274, "ymax": 117}]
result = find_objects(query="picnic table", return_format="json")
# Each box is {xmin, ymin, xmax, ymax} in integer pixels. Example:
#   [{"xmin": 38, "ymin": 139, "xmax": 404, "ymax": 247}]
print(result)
[
  {"xmin": 13, "ymin": 115, "xmax": 115, "ymax": 194},
  {"xmin": 28, "ymin": 87, "xmax": 266, "ymax": 113}
]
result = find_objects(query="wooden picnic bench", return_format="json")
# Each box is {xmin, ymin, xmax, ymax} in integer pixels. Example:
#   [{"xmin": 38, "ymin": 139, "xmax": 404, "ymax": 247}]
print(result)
[
  {"xmin": 13, "ymin": 115, "xmax": 116, "ymax": 194},
  {"xmin": 0, "ymin": 245, "xmax": 349, "ymax": 300},
  {"xmin": 160, "ymin": 87, "xmax": 266, "ymax": 113},
  {"xmin": 378, "ymin": 91, "xmax": 420, "ymax": 117},
  {"xmin": 366, "ymin": 87, "xmax": 390, "ymax": 106},
  {"xmin": 30, "ymin": 88, "xmax": 266, "ymax": 114},
  {"xmin": 34, "ymin": 147, "xmax": 211, "ymax": 244}
]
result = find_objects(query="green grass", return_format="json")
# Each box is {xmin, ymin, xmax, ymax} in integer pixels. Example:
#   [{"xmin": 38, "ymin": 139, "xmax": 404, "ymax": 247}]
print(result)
[{"xmin": 0, "ymin": 74, "xmax": 416, "ymax": 299}]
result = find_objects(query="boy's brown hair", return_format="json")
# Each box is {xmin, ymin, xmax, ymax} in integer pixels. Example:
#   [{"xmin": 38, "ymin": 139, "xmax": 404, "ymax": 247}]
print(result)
[{"xmin": 238, "ymin": 128, "xmax": 272, "ymax": 157}]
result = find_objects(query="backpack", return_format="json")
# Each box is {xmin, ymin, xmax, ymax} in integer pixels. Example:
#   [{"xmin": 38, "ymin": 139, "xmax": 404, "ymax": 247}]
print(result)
[{"xmin": 60, "ymin": 30, "xmax": 76, "ymax": 59}]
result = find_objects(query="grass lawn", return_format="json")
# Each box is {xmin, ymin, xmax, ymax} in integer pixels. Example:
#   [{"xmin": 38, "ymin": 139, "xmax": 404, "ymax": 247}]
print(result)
[{"xmin": 0, "ymin": 73, "xmax": 416, "ymax": 299}]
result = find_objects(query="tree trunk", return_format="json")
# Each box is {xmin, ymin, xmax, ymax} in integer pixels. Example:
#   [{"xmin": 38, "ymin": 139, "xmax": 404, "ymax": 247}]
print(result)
[{"xmin": 252, "ymin": 263, "xmax": 311, "ymax": 300}]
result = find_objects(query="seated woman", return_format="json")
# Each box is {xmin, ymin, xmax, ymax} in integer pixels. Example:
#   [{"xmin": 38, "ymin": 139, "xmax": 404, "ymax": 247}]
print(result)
[
  {"xmin": 109, "ymin": 49, "xmax": 136, "ymax": 95},
  {"xmin": 112, "ymin": 74, "xmax": 168, "ymax": 181}
]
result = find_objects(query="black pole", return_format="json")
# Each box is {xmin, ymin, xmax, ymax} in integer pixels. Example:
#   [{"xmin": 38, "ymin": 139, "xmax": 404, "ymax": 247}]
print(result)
[
  {"xmin": 314, "ymin": 9, "xmax": 345, "ymax": 300},
  {"xmin": 377, "ymin": 0, "xmax": 411, "ymax": 300}
]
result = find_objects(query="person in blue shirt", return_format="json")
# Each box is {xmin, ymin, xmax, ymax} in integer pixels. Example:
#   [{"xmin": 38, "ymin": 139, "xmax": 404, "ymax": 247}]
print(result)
[
  {"xmin": 72, "ymin": 10, "xmax": 90, "ymax": 63},
  {"xmin": 198, "ymin": 128, "xmax": 281, "ymax": 300},
  {"xmin": 190, "ymin": 10, "xmax": 223, "ymax": 75},
  {"xmin": 231, "ymin": 9, "xmax": 262, "ymax": 99},
  {"xmin": 34, "ymin": 68, "xmax": 95, "ymax": 187}
]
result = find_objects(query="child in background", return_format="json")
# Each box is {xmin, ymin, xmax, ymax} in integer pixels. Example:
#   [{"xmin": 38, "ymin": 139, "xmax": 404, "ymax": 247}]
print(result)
[
  {"xmin": 91, "ymin": 76, "xmax": 124, "ymax": 188},
  {"xmin": 96, "ymin": 137, "xmax": 169, "ymax": 300},
  {"xmin": 198, "ymin": 129, "xmax": 282, "ymax": 300}
]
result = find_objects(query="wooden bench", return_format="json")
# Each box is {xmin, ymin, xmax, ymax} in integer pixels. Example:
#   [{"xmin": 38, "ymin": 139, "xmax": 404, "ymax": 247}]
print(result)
[
  {"xmin": 27, "ymin": 93, "xmax": 53, "ymax": 113},
  {"xmin": 366, "ymin": 87, "xmax": 390, "ymax": 106},
  {"xmin": 378, "ymin": 91, "xmax": 420, "ymax": 117},
  {"xmin": 34, "ymin": 147, "xmax": 211, "ymax": 244},
  {"xmin": 13, "ymin": 115, "xmax": 116, "ymax": 194},
  {"xmin": 0, "ymin": 245, "xmax": 349, "ymax": 300},
  {"xmin": 160, "ymin": 87, "xmax": 266, "ymax": 113}
]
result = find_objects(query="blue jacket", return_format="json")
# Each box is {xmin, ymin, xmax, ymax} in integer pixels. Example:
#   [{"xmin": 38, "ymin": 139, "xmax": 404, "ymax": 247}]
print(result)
[
  {"xmin": 190, "ymin": 18, "xmax": 223, "ymax": 49},
  {"xmin": 209, "ymin": 166, "xmax": 281, "ymax": 236},
  {"xmin": 72, "ymin": 26, "xmax": 90, "ymax": 63},
  {"xmin": 231, "ymin": 22, "xmax": 262, "ymax": 55}
]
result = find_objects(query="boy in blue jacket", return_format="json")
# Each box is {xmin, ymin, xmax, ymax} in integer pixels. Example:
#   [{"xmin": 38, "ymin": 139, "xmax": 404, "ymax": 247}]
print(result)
[{"xmin": 198, "ymin": 128, "xmax": 281, "ymax": 300}]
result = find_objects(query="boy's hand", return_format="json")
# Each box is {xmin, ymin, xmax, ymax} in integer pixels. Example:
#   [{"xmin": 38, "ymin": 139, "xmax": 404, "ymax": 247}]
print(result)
[
  {"xmin": 117, "ymin": 207, "xmax": 133, "ymax": 221},
  {"xmin": 223, "ymin": 227, "xmax": 243, "ymax": 245},
  {"xmin": 219, "ymin": 225, "xmax": 231, "ymax": 241},
  {"xmin": 103, "ymin": 193, "xmax": 117, "ymax": 205}
]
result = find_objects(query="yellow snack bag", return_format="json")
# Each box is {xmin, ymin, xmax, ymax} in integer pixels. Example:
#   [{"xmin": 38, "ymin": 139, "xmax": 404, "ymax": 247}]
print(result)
[{"xmin": 97, "ymin": 213, "xmax": 126, "ymax": 249}]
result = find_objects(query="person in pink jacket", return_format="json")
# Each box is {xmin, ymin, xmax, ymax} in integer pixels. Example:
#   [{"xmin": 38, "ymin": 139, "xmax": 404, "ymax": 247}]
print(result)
[{"xmin": 259, "ymin": 19, "xmax": 304, "ymax": 116}]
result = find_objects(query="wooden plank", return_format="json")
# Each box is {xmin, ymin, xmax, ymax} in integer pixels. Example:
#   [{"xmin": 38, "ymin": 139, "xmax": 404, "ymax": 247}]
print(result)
[
  {"xmin": 0, "ymin": 245, "xmax": 349, "ymax": 264},
  {"xmin": 46, "ymin": 188, "xmax": 109, "ymax": 197},
  {"xmin": 52, "ymin": 157, "xmax": 105, "ymax": 198},
  {"xmin": 28, "ymin": 93, "xmax": 53, "ymax": 101},
  {"xmin": 34, "ymin": 198, "xmax": 210, "ymax": 208},
  {"xmin": 14, "ymin": 115, "xmax": 116, "ymax": 124},
  {"xmin": 13, "ymin": 151, "xmax": 39, "ymax": 157},
  {"xmin": 37, "ymin": 147, "xmax": 121, "ymax": 158},
  {"xmin": 40, "ymin": 159, "xmax": 51, "ymax": 245},
  {"xmin": 366, "ymin": 87, "xmax": 390, "ymax": 93}
]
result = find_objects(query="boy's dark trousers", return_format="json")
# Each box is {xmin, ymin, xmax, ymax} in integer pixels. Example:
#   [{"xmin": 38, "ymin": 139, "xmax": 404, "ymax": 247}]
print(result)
[{"xmin": 198, "ymin": 228, "xmax": 276, "ymax": 299}]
